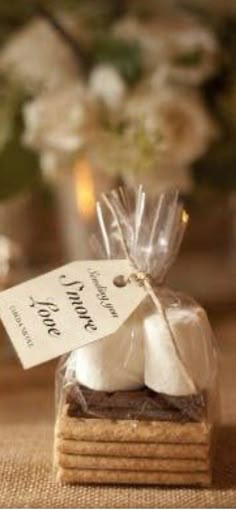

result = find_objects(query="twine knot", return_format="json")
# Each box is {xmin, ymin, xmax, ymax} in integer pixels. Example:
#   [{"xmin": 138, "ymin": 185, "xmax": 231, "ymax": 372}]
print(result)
[{"xmin": 129, "ymin": 271, "xmax": 153, "ymax": 287}]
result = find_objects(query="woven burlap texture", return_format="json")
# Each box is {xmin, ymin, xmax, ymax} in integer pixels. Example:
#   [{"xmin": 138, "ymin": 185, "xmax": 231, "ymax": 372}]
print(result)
[{"xmin": 0, "ymin": 312, "xmax": 236, "ymax": 508}]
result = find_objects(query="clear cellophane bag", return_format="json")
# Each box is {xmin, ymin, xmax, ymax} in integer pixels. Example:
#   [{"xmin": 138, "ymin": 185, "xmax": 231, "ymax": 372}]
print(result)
[{"xmin": 56, "ymin": 187, "xmax": 219, "ymax": 428}]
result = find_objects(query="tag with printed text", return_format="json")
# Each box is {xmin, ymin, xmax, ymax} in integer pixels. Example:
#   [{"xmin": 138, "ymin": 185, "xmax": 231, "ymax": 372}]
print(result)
[{"xmin": 0, "ymin": 260, "xmax": 147, "ymax": 368}]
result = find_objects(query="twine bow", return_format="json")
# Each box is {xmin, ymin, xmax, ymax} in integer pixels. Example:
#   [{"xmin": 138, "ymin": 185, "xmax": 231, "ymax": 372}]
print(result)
[{"xmin": 102, "ymin": 193, "xmax": 199, "ymax": 395}]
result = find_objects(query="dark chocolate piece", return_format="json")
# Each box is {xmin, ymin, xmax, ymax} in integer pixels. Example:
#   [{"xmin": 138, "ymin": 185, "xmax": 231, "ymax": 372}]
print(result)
[{"xmin": 65, "ymin": 384, "xmax": 205, "ymax": 423}]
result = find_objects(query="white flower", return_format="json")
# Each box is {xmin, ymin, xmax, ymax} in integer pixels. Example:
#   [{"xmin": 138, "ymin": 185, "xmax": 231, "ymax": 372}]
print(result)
[
  {"xmin": 88, "ymin": 65, "xmax": 126, "ymax": 110},
  {"xmin": 88, "ymin": 127, "xmax": 192, "ymax": 193},
  {"xmin": 0, "ymin": 19, "xmax": 79, "ymax": 93},
  {"xmin": 113, "ymin": 15, "xmax": 219, "ymax": 84},
  {"xmin": 22, "ymin": 84, "xmax": 93, "ymax": 171},
  {"xmin": 125, "ymin": 84, "xmax": 218, "ymax": 167},
  {"xmin": 88, "ymin": 83, "xmax": 218, "ymax": 192},
  {"xmin": 162, "ymin": 20, "xmax": 219, "ymax": 85}
]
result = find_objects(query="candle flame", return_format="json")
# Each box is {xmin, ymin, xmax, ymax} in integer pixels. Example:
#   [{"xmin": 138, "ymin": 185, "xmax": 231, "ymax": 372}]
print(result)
[
  {"xmin": 74, "ymin": 158, "xmax": 96, "ymax": 220},
  {"xmin": 182, "ymin": 210, "xmax": 189, "ymax": 225}
]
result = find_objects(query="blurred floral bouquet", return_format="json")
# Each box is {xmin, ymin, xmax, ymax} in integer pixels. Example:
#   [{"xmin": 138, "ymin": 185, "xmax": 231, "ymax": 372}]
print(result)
[{"xmin": 0, "ymin": 0, "xmax": 236, "ymax": 197}]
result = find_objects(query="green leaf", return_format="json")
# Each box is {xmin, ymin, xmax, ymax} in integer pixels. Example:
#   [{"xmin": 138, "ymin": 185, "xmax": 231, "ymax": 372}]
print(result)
[
  {"xmin": 0, "ymin": 117, "xmax": 40, "ymax": 201},
  {"xmin": 90, "ymin": 36, "xmax": 143, "ymax": 85}
]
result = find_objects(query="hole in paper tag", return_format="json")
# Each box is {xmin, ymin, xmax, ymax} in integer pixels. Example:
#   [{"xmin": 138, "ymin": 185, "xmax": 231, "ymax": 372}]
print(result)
[{"xmin": 113, "ymin": 275, "xmax": 127, "ymax": 288}]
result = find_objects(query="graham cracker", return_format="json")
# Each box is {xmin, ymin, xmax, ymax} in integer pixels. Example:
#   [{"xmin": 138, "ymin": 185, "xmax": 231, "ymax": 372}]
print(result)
[
  {"xmin": 57, "ymin": 468, "xmax": 211, "ymax": 486},
  {"xmin": 56, "ymin": 405, "xmax": 211, "ymax": 444},
  {"xmin": 56, "ymin": 452, "xmax": 210, "ymax": 472},
  {"xmin": 56, "ymin": 438, "xmax": 209, "ymax": 459}
]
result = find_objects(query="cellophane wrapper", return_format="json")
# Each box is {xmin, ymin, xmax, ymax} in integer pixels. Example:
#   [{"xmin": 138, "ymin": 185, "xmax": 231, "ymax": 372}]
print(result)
[{"xmin": 55, "ymin": 188, "xmax": 219, "ymax": 435}]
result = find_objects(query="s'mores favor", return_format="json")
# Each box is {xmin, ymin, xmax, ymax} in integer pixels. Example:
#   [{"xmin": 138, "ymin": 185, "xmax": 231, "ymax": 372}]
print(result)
[{"xmin": 54, "ymin": 189, "xmax": 218, "ymax": 487}]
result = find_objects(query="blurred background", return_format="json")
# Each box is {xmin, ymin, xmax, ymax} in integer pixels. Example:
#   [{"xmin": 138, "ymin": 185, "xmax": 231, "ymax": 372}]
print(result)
[
  {"xmin": 1, "ymin": 6, "xmax": 236, "ymax": 506},
  {"xmin": 0, "ymin": 0, "xmax": 236, "ymax": 370}
]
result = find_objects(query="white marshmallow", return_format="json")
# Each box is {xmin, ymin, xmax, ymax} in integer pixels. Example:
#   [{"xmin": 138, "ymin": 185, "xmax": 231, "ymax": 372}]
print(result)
[
  {"xmin": 67, "ymin": 311, "xmax": 145, "ymax": 392},
  {"xmin": 144, "ymin": 305, "xmax": 214, "ymax": 396},
  {"xmin": 66, "ymin": 301, "xmax": 214, "ymax": 396}
]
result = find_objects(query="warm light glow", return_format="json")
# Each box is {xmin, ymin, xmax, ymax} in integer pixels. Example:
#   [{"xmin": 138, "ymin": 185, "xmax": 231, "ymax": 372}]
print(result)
[
  {"xmin": 182, "ymin": 210, "xmax": 189, "ymax": 224},
  {"xmin": 74, "ymin": 158, "xmax": 96, "ymax": 220}
]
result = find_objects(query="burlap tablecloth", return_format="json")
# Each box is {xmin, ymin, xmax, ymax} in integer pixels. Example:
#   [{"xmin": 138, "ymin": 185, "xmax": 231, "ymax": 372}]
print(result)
[{"xmin": 0, "ymin": 312, "xmax": 236, "ymax": 508}]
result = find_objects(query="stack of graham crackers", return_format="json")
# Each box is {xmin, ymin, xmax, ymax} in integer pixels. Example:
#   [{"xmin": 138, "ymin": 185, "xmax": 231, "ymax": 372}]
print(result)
[{"xmin": 55, "ymin": 386, "xmax": 212, "ymax": 486}]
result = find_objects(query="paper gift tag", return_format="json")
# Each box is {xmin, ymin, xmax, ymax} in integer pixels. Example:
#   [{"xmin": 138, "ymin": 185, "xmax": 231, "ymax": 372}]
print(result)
[{"xmin": 0, "ymin": 260, "xmax": 147, "ymax": 368}]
